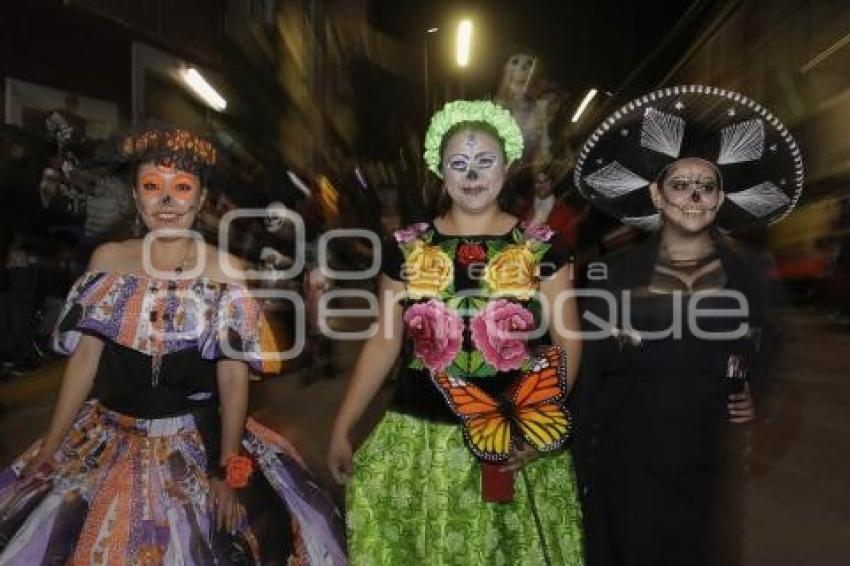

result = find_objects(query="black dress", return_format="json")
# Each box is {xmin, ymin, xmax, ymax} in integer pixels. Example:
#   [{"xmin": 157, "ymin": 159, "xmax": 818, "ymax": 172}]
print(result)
[{"xmin": 574, "ymin": 234, "xmax": 783, "ymax": 566}]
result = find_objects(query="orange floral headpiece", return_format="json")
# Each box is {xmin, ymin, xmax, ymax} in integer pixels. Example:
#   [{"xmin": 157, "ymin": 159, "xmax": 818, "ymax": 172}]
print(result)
[{"xmin": 118, "ymin": 127, "xmax": 217, "ymax": 175}]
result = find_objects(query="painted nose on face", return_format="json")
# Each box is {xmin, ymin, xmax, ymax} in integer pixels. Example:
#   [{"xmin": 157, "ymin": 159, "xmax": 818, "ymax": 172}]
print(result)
[
  {"xmin": 161, "ymin": 194, "xmax": 173, "ymax": 206},
  {"xmin": 690, "ymin": 189, "xmax": 702, "ymax": 203},
  {"xmin": 466, "ymin": 169, "xmax": 479, "ymax": 181}
]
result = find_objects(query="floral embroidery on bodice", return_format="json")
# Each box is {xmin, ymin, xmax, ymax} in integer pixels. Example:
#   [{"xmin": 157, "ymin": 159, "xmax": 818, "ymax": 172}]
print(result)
[{"xmin": 394, "ymin": 221, "xmax": 562, "ymax": 379}]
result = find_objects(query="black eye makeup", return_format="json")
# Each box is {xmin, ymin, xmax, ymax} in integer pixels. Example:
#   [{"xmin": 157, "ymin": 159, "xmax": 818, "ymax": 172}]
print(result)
[{"xmin": 666, "ymin": 176, "xmax": 719, "ymax": 194}]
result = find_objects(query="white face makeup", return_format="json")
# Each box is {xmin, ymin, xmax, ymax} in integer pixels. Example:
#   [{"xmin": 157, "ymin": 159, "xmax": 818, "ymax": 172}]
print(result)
[
  {"xmin": 441, "ymin": 129, "xmax": 506, "ymax": 213},
  {"xmin": 134, "ymin": 162, "xmax": 205, "ymax": 232},
  {"xmin": 503, "ymin": 53, "xmax": 536, "ymax": 96},
  {"xmin": 651, "ymin": 158, "xmax": 724, "ymax": 234},
  {"xmin": 265, "ymin": 201, "xmax": 288, "ymax": 232}
]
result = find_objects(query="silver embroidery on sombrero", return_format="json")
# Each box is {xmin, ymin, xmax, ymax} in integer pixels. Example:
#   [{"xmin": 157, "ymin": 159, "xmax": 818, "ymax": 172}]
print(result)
[
  {"xmin": 583, "ymin": 161, "xmax": 649, "ymax": 198},
  {"xmin": 574, "ymin": 85, "xmax": 805, "ymax": 229},
  {"xmin": 725, "ymin": 182, "xmax": 790, "ymax": 218},
  {"xmin": 718, "ymin": 118, "xmax": 765, "ymax": 165},
  {"xmin": 621, "ymin": 214, "xmax": 662, "ymax": 231},
  {"xmin": 639, "ymin": 108, "xmax": 685, "ymax": 158}
]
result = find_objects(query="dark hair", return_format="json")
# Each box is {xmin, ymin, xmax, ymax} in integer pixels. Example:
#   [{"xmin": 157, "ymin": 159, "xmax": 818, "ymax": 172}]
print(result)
[{"xmin": 429, "ymin": 121, "xmax": 524, "ymax": 217}]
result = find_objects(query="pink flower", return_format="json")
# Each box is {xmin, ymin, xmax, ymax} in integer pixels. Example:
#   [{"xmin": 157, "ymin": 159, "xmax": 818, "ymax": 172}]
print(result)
[
  {"xmin": 404, "ymin": 299, "xmax": 463, "ymax": 372},
  {"xmin": 470, "ymin": 299, "xmax": 534, "ymax": 371},
  {"xmin": 394, "ymin": 222, "xmax": 431, "ymax": 245},
  {"xmin": 520, "ymin": 221, "xmax": 554, "ymax": 242}
]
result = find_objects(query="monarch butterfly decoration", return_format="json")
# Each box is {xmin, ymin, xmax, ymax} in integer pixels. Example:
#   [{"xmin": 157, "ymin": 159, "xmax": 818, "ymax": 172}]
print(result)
[{"xmin": 430, "ymin": 345, "xmax": 572, "ymax": 462}]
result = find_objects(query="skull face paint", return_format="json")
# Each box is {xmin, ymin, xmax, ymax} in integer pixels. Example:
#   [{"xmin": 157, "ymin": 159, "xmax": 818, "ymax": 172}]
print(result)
[
  {"xmin": 502, "ymin": 53, "xmax": 537, "ymax": 98},
  {"xmin": 442, "ymin": 128, "xmax": 506, "ymax": 213},
  {"xmin": 264, "ymin": 201, "xmax": 289, "ymax": 232},
  {"xmin": 651, "ymin": 158, "xmax": 724, "ymax": 234},
  {"xmin": 135, "ymin": 162, "xmax": 204, "ymax": 232}
]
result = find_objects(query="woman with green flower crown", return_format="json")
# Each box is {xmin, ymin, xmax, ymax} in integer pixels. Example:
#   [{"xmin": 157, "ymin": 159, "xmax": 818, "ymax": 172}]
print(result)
[{"xmin": 328, "ymin": 100, "xmax": 584, "ymax": 565}]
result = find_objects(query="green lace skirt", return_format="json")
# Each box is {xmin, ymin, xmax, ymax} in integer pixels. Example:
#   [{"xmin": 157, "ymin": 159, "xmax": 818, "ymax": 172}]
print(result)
[{"xmin": 347, "ymin": 411, "xmax": 584, "ymax": 565}]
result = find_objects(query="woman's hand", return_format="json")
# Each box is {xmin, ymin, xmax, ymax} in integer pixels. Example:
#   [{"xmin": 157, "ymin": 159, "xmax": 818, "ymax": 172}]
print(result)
[
  {"xmin": 501, "ymin": 443, "xmax": 538, "ymax": 473},
  {"xmin": 208, "ymin": 478, "xmax": 245, "ymax": 534},
  {"xmin": 20, "ymin": 450, "xmax": 56, "ymax": 479},
  {"xmin": 327, "ymin": 431, "xmax": 353, "ymax": 485},
  {"xmin": 728, "ymin": 384, "xmax": 756, "ymax": 424}
]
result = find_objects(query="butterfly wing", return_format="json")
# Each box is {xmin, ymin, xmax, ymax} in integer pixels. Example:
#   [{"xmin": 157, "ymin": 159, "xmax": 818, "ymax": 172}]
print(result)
[
  {"xmin": 431, "ymin": 371, "xmax": 513, "ymax": 462},
  {"xmin": 510, "ymin": 346, "xmax": 572, "ymax": 453}
]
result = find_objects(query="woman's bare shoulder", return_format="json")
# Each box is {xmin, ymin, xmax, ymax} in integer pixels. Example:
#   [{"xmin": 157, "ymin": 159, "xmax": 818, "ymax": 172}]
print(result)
[{"xmin": 88, "ymin": 239, "xmax": 142, "ymax": 272}]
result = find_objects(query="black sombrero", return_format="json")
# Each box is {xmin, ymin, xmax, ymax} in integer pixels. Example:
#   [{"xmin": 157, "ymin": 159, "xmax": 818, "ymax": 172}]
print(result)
[{"xmin": 574, "ymin": 85, "xmax": 804, "ymax": 231}]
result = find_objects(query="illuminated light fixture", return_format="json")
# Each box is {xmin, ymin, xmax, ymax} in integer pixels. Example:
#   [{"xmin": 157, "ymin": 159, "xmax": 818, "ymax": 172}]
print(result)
[
  {"xmin": 456, "ymin": 19, "xmax": 473, "ymax": 67},
  {"xmin": 181, "ymin": 67, "xmax": 227, "ymax": 112},
  {"xmin": 571, "ymin": 88, "xmax": 598, "ymax": 123},
  {"xmin": 427, "ymin": 27, "xmax": 439, "ymax": 33},
  {"xmin": 286, "ymin": 170, "xmax": 312, "ymax": 197}
]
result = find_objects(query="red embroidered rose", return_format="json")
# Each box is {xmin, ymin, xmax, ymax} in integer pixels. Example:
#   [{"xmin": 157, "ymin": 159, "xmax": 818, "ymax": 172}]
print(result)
[
  {"xmin": 456, "ymin": 242, "xmax": 487, "ymax": 266},
  {"xmin": 225, "ymin": 455, "xmax": 254, "ymax": 489}
]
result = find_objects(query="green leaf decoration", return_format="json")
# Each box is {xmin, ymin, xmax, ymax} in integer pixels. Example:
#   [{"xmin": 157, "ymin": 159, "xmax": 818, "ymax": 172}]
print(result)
[
  {"xmin": 408, "ymin": 357, "xmax": 426, "ymax": 370},
  {"xmin": 527, "ymin": 240, "xmax": 550, "ymax": 255},
  {"xmin": 469, "ymin": 350, "xmax": 485, "ymax": 372},
  {"xmin": 527, "ymin": 298, "xmax": 543, "ymax": 320},
  {"xmin": 520, "ymin": 358, "xmax": 534, "ymax": 372},
  {"xmin": 439, "ymin": 239, "xmax": 459, "ymax": 256},
  {"xmin": 452, "ymin": 350, "xmax": 471, "ymax": 372},
  {"xmin": 470, "ymin": 296, "xmax": 488, "ymax": 313},
  {"xmin": 446, "ymin": 363, "xmax": 463, "ymax": 379},
  {"xmin": 532, "ymin": 248, "xmax": 548, "ymax": 264},
  {"xmin": 486, "ymin": 240, "xmax": 507, "ymax": 258},
  {"xmin": 472, "ymin": 363, "xmax": 498, "ymax": 377},
  {"xmin": 512, "ymin": 227, "xmax": 524, "ymax": 243},
  {"xmin": 438, "ymin": 282, "xmax": 456, "ymax": 302},
  {"xmin": 422, "ymin": 230, "xmax": 434, "ymax": 244},
  {"xmin": 446, "ymin": 295, "xmax": 465, "ymax": 311}
]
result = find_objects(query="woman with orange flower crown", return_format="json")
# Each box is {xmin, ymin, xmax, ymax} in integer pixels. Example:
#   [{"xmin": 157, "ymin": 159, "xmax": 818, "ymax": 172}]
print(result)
[
  {"xmin": 0, "ymin": 124, "xmax": 346, "ymax": 565},
  {"xmin": 328, "ymin": 100, "xmax": 584, "ymax": 564}
]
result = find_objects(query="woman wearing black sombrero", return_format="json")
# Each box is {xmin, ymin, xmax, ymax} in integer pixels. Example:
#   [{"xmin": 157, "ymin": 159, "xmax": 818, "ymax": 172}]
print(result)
[{"xmin": 572, "ymin": 86, "xmax": 798, "ymax": 565}]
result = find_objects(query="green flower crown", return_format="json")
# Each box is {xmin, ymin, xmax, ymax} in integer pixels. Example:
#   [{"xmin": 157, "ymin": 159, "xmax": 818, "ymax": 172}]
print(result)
[{"xmin": 423, "ymin": 100, "xmax": 524, "ymax": 177}]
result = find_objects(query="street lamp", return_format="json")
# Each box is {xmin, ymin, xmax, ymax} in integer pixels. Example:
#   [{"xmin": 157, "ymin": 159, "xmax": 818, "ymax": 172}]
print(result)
[
  {"xmin": 181, "ymin": 67, "xmax": 227, "ymax": 112},
  {"xmin": 456, "ymin": 19, "xmax": 473, "ymax": 67}
]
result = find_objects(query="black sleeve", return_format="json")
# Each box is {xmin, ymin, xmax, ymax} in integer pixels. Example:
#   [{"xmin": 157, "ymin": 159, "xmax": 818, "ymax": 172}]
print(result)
[
  {"xmin": 380, "ymin": 234, "xmax": 405, "ymax": 281},
  {"xmin": 541, "ymin": 233, "xmax": 574, "ymax": 273}
]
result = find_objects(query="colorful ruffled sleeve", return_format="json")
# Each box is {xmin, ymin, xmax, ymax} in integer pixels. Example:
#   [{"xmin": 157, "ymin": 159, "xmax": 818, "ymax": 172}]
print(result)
[
  {"xmin": 51, "ymin": 271, "xmax": 128, "ymax": 355},
  {"xmin": 199, "ymin": 284, "xmax": 283, "ymax": 375}
]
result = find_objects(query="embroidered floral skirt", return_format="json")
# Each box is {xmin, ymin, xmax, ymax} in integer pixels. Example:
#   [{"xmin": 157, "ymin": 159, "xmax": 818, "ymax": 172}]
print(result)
[
  {"xmin": 0, "ymin": 401, "xmax": 346, "ymax": 565},
  {"xmin": 347, "ymin": 412, "xmax": 584, "ymax": 565}
]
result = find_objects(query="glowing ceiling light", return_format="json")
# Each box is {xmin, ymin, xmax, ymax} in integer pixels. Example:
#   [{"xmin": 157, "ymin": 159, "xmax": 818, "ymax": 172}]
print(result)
[
  {"xmin": 181, "ymin": 68, "xmax": 227, "ymax": 112},
  {"xmin": 427, "ymin": 27, "xmax": 439, "ymax": 33},
  {"xmin": 456, "ymin": 19, "xmax": 473, "ymax": 67},
  {"xmin": 571, "ymin": 88, "xmax": 598, "ymax": 123}
]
